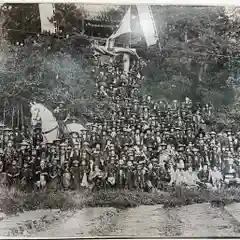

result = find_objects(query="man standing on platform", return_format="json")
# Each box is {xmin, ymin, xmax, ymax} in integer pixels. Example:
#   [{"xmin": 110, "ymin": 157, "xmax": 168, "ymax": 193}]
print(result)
[{"xmin": 53, "ymin": 101, "xmax": 69, "ymax": 138}]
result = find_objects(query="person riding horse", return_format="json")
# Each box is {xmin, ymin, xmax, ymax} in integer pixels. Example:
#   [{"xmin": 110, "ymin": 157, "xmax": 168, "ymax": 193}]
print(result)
[{"xmin": 53, "ymin": 102, "xmax": 70, "ymax": 138}]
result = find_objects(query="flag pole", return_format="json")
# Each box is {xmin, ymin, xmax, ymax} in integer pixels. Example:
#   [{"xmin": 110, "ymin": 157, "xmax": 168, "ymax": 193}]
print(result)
[
  {"xmin": 11, "ymin": 106, "xmax": 14, "ymax": 129},
  {"xmin": 149, "ymin": 5, "xmax": 161, "ymax": 52},
  {"xmin": 17, "ymin": 104, "xmax": 20, "ymax": 129},
  {"xmin": 129, "ymin": 5, "xmax": 132, "ymax": 48},
  {"xmin": 21, "ymin": 104, "xmax": 24, "ymax": 137},
  {"xmin": 123, "ymin": 5, "xmax": 131, "ymax": 74},
  {"xmin": 2, "ymin": 102, "xmax": 5, "ymax": 149}
]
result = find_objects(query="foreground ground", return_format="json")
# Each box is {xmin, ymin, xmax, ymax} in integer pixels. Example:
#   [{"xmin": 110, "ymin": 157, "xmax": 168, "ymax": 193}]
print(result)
[
  {"xmin": 1, "ymin": 187, "xmax": 240, "ymax": 237},
  {"xmin": 1, "ymin": 203, "xmax": 240, "ymax": 237}
]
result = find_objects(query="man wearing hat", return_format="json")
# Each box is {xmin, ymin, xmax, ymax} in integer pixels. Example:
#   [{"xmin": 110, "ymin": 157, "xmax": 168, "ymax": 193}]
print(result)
[
  {"xmin": 132, "ymin": 99, "xmax": 140, "ymax": 115},
  {"xmin": 157, "ymin": 142, "xmax": 168, "ymax": 165},
  {"xmin": 143, "ymin": 128, "xmax": 154, "ymax": 146},
  {"xmin": 197, "ymin": 164, "xmax": 211, "ymax": 188},
  {"xmin": 125, "ymin": 158, "xmax": 135, "ymax": 190},
  {"xmin": 48, "ymin": 159, "xmax": 61, "ymax": 191},
  {"xmin": 61, "ymin": 161, "xmax": 72, "ymax": 190},
  {"xmin": 89, "ymin": 165, "xmax": 105, "ymax": 191},
  {"xmin": 134, "ymin": 163, "xmax": 144, "ymax": 191},
  {"xmin": 7, "ymin": 160, "xmax": 20, "ymax": 188},
  {"xmin": 20, "ymin": 162, "xmax": 33, "ymax": 191},
  {"xmin": 133, "ymin": 128, "xmax": 142, "ymax": 146},
  {"xmin": 53, "ymin": 101, "xmax": 69, "ymax": 138},
  {"xmin": 106, "ymin": 156, "xmax": 116, "ymax": 189},
  {"xmin": 13, "ymin": 126, "xmax": 23, "ymax": 150},
  {"xmin": 0, "ymin": 159, "xmax": 6, "ymax": 187},
  {"xmin": 4, "ymin": 140, "xmax": 16, "ymax": 169},
  {"xmin": 33, "ymin": 125, "xmax": 43, "ymax": 148},
  {"xmin": 143, "ymin": 106, "xmax": 150, "ymax": 121},
  {"xmin": 125, "ymin": 107, "xmax": 132, "ymax": 119},
  {"xmin": 209, "ymin": 165, "xmax": 223, "ymax": 189},
  {"xmin": 59, "ymin": 142, "xmax": 67, "ymax": 166},
  {"xmin": 81, "ymin": 129, "xmax": 90, "ymax": 146},
  {"xmin": 144, "ymin": 162, "xmax": 156, "ymax": 192},
  {"xmin": 115, "ymin": 158, "xmax": 126, "ymax": 190},
  {"xmin": 35, "ymin": 159, "xmax": 49, "ymax": 190},
  {"xmin": 70, "ymin": 159, "xmax": 81, "ymax": 190},
  {"xmin": 92, "ymin": 143, "xmax": 102, "ymax": 164},
  {"xmin": 100, "ymin": 130, "xmax": 109, "ymax": 150}
]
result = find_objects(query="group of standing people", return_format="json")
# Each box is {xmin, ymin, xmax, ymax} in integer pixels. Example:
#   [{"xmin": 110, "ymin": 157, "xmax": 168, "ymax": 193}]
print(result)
[{"xmin": 0, "ymin": 59, "xmax": 239, "ymax": 192}]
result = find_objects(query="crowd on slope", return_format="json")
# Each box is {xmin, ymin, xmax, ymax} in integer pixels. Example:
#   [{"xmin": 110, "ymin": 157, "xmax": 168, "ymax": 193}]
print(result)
[{"xmin": 0, "ymin": 60, "xmax": 239, "ymax": 192}]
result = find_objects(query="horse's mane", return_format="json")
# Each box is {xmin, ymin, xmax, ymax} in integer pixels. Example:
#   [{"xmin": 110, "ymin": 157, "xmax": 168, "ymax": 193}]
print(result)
[{"xmin": 32, "ymin": 103, "xmax": 55, "ymax": 115}]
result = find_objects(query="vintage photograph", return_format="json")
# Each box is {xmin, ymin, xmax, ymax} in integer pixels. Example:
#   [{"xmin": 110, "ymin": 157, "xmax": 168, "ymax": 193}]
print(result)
[{"xmin": 0, "ymin": 2, "xmax": 239, "ymax": 237}]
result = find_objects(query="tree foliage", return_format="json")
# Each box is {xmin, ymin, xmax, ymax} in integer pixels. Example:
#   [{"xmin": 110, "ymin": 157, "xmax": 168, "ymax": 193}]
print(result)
[
  {"xmin": 94, "ymin": 6, "xmax": 237, "ymax": 109},
  {"xmin": 0, "ymin": 3, "xmax": 95, "ymax": 124},
  {"xmin": 143, "ymin": 6, "xmax": 235, "ymax": 108},
  {"xmin": 0, "ymin": 4, "xmax": 240, "ymax": 127}
]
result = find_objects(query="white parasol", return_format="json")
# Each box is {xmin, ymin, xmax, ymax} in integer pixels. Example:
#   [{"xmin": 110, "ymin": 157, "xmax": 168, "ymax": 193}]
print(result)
[{"xmin": 65, "ymin": 123, "xmax": 86, "ymax": 134}]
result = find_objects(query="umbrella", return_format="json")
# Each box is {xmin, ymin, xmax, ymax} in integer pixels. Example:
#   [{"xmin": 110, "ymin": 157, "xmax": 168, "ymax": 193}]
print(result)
[
  {"xmin": 65, "ymin": 123, "xmax": 86, "ymax": 134},
  {"xmin": 98, "ymin": 81, "xmax": 108, "ymax": 87}
]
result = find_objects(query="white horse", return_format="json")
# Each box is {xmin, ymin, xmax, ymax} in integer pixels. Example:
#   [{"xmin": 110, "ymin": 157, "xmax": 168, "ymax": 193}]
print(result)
[
  {"xmin": 30, "ymin": 102, "xmax": 59, "ymax": 143},
  {"xmin": 30, "ymin": 102, "xmax": 86, "ymax": 143}
]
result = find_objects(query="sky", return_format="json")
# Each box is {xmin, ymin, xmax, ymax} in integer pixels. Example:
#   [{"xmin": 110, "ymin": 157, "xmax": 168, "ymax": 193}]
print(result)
[
  {"xmin": 0, "ymin": 3, "xmax": 112, "ymax": 17},
  {"xmin": 77, "ymin": 3, "xmax": 119, "ymax": 17},
  {"xmin": 77, "ymin": 4, "xmax": 108, "ymax": 16}
]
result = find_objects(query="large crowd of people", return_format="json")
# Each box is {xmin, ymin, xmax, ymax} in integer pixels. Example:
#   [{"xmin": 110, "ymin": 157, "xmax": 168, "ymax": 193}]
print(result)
[{"xmin": 0, "ymin": 58, "xmax": 239, "ymax": 192}]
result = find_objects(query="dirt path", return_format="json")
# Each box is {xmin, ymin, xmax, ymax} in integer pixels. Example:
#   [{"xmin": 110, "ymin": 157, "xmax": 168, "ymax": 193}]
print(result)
[
  {"xmin": 90, "ymin": 204, "xmax": 240, "ymax": 237},
  {"xmin": 31, "ymin": 208, "xmax": 119, "ymax": 237},
  {"xmin": 0, "ymin": 209, "xmax": 62, "ymax": 236},
  {"xmin": 168, "ymin": 203, "xmax": 240, "ymax": 237},
  {"xmin": 2, "ymin": 203, "xmax": 240, "ymax": 237}
]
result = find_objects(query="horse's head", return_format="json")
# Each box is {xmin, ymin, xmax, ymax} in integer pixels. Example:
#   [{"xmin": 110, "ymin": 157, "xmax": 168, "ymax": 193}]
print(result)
[
  {"xmin": 30, "ymin": 101, "xmax": 37, "ymax": 113},
  {"xmin": 30, "ymin": 102, "xmax": 41, "ymax": 126}
]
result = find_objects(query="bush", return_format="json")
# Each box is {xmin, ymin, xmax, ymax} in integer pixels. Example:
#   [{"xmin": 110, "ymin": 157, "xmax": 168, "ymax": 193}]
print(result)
[
  {"xmin": 2, "ymin": 186, "xmax": 240, "ymax": 215},
  {"xmin": 0, "ymin": 187, "xmax": 76, "ymax": 215}
]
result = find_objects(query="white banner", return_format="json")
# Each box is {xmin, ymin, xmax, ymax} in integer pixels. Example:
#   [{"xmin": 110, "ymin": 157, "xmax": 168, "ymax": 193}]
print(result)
[
  {"xmin": 109, "ymin": 7, "xmax": 131, "ymax": 39},
  {"xmin": 136, "ymin": 5, "xmax": 158, "ymax": 47},
  {"xmin": 38, "ymin": 3, "xmax": 56, "ymax": 34}
]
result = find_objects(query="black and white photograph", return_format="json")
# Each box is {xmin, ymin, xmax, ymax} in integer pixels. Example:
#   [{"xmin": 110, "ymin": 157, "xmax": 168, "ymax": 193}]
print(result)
[{"xmin": 0, "ymin": 2, "xmax": 239, "ymax": 237}]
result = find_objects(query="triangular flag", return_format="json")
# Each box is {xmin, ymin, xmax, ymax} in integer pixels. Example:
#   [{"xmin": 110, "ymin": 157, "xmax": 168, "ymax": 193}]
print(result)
[
  {"xmin": 109, "ymin": 7, "xmax": 131, "ymax": 39},
  {"xmin": 136, "ymin": 5, "xmax": 158, "ymax": 47},
  {"xmin": 38, "ymin": 4, "xmax": 56, "ymax": 34}
]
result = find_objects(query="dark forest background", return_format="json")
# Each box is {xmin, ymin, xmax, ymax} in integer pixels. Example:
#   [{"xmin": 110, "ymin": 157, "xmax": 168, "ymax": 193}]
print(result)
[{"xmin": 0, "ymin": 4, "xmax": 240, "ymax": 130}]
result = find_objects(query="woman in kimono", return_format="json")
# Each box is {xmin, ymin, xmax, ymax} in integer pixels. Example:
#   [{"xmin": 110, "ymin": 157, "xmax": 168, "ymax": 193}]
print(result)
[
  {"xmin": 7, "ymin": 160, "xmax": 20, "ymax": 188},
  {"xmin": 184, "ymin": 166, "xmax": 200, "ymax": 189},
  {"xmin": 48, "ymin": 160, "xmax": 61, "ymax": 191},
  {"xmin": 209, "ymin": 165, "xmax": 223, "ymax": 190},
  {"xmin": 35, "ymin": 160, "xmax": 49, "ymax": 190},
  {"xmin": 0, "ymin": 160, "xmax": 6, "ymax": 187},
  {"xmin": 71, "ymin": 160, "xmax": 81, "ymax": 190},
  {"xmin": 20, "ymin": 162, "xmax": 33, "ymax": 191},
  {"xmin": 88, "ymin": 165, "xmax": 105, "ymax": 191},
  {"xmin": 80, "ymin": 160, "xmax": 90, "ymax": 189},
  {"xmin": 61, "ymin": 161, "xmax": 72, "ymax": 190}
]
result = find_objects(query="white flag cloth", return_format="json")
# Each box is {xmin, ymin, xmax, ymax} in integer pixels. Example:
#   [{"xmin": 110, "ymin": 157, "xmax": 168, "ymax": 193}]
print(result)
[
  {"xmin": 109, "ymin": 7, "xmax": 131, "ymax": 39},
  {"xmin": 38, "ymin": 4, "xmax": 56, "ymax": 34},
  {"xmin": 136, "ymin": 5, "xmax": 158, "ymax": 47}
]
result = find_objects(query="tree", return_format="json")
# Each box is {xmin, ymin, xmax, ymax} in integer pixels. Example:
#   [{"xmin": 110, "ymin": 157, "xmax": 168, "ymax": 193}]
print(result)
[
  {"xmin": 0, "ymin": 3, "xmax": 95, "ymax": 125},
  {"xmin": 1, "ymin": 4, "xmax": 41, "ymax": 44},
  {"xmin": 142, "ymin": 6, "xmax": 235, "ymax": 109},
  {"xmin": 1, "ymin": 3, "xmax": 88, "ymax": 43},
  {"xmin": 0, "ymin": 4, "xmax": 238, "ymax": 126},
  {"xmin": 0, "ymin": 39, "xmax": 96, "ymax": 124}
]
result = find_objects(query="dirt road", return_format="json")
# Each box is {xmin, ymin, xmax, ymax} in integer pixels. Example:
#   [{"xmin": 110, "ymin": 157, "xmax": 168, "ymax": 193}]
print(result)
[{"xmin": 1, "ymin": 203, "xmax": 240, "ymax": 237}]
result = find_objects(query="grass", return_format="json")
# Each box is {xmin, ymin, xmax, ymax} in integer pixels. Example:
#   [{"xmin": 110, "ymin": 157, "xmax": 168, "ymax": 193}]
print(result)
[{"xmin": 1, "ymin": 186, "xmax": 240, "ymax": 215}]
